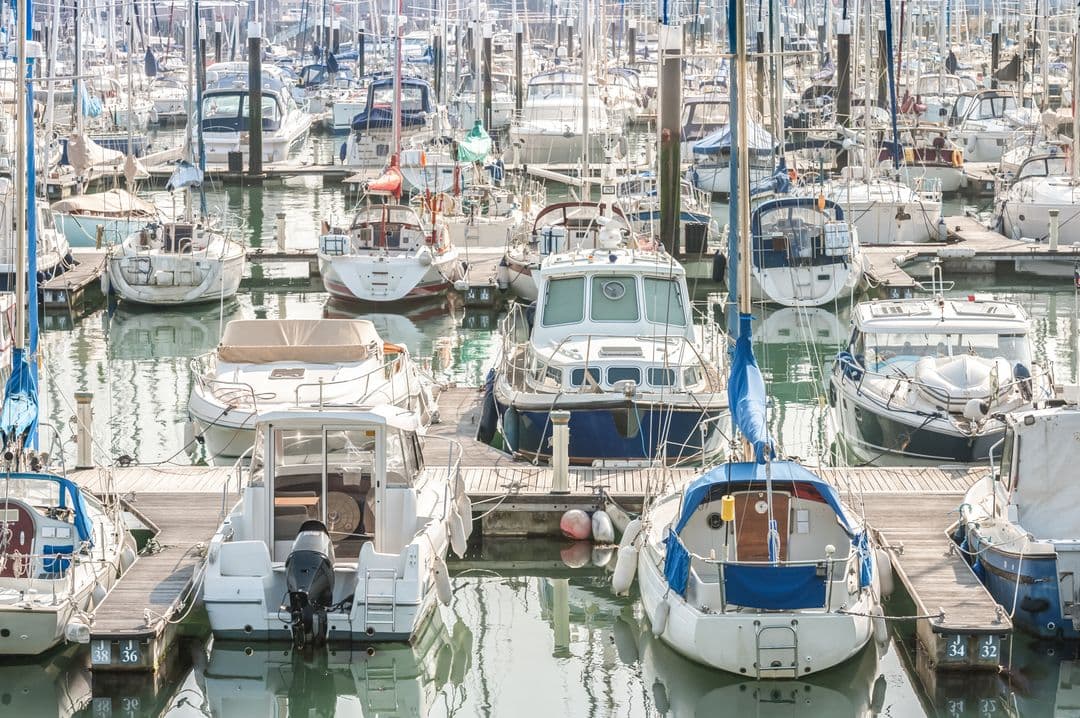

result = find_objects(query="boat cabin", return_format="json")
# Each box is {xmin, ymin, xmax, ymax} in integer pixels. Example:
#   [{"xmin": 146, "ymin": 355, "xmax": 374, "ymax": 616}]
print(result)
[
  {"xmin": 240, "ymin": 408, "xmax": 428, "ymax": 562},
  {"xmin": 202, "ymin": 74, "xmax": 299, "ymax": 134},
  {"xmin": 0, "ymin": 474, "xmax": 93, "ymax": 580},
  {"xmin": 843, "ymin": 298, "xmax": 1033, "ymax": 379},
  {"xmin": 751, "ymin": 197, "xmax": 852, "ymax": 270},
  {"xmin": 1015, "ymin": 153, "xmax": 1069, "ymax": 181},
  {"xmin": 321, "ymin": 205, "xmax": 440, "ymax": 255}
]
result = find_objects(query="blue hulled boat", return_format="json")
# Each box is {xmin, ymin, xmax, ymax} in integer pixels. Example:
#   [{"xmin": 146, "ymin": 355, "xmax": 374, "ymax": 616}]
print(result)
[
  {"xmin": 959, "ymin": 405, "xmax": 1080, "ymax": 639},
  {"xmin": 484, "ymin": 241, "xmax": 728, "ymax": 465}
]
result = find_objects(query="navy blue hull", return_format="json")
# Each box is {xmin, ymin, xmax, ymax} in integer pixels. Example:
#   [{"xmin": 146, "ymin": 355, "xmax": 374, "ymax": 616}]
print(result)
[
  {"xmin": 969, "ymin": 533, "xmax": 1072, "ymax": 639},
  {"xmin": 493, "ymin": 394, "xmax": 724, "ymax": 464}
]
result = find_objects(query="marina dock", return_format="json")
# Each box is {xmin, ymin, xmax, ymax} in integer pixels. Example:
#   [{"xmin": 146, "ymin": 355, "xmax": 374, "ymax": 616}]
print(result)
[{"xmin": 70, "ymin": 387, "xmax": 1005, "ymax": 675}]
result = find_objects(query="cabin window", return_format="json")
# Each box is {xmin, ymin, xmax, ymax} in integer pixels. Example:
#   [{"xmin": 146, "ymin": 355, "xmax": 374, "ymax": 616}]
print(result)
[
  {"xmin": 607, "ymin": 367, "xmax": 641, "ymax": 384},
  {"xmin": 543, "ymin": 366, "xmax": 563, "ymax": 386},
  {"xmin": 642, "ymin": 277, "xmax": 687, "ymax": 326},
  {"xmin": 570, "ymin": 367, "xmax": 601, "ymax": 387},
  {"xmin": 203, "ymin": 94, "xmax": 242, "ymax": 119},
  {"xmin": 648, "ymin": 367, "xmax": 676, "ymax": 386},
  {"xmin": 683, "ymin": 366, "xmax": 700, "ymax": 386},
  {"xmin": 541, "ymin": 277, "xmax": 586, "ymax": 326},
  {"xmin": 591, "ymin": 276, "xmax": 640, "ymax": 322}
]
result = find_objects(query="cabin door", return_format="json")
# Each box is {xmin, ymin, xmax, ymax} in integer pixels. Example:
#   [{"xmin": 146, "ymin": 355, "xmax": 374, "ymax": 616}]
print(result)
[
  {"xmin": 733, "ymin": 491, "xmax": 790, "ymax": 562},
  {"xmin": 0, "ymin": 502, "xmax": 35, "ymax": 578}
]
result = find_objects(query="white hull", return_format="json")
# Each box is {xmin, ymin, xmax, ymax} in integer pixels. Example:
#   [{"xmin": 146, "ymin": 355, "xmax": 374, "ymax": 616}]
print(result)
[
  {"xmin": 106, "ymin": 247, "xmax": 245, "ymax": 305},
  {"xmin": 319, "ymin": 249, "xmax": 464, "ymax": 303},
  {"xmin": 750, "ymin": 260, "xmax": 863, "ymax": 307},
  {"xmin": 1001, "ymin": 201, "xmax": 1080, "ymax": 244},
  {"xmin": 638, "ymin": 539, "xmax": 874, "ymax": 677},
  {"xmin": 507, "ymin": 127, "xmax": 622, "ymax": 165},
  {"xmin": 203, "ymin": 114, "xmax": 312, "ymax": 165}
]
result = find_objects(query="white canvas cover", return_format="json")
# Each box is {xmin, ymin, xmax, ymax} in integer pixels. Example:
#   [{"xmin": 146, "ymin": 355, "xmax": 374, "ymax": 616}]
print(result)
[
  {"xmin": 52, "ymin": 189, "xmax": 159, "ymax": 218},
  {"xmin": 1011, "ymin": 407, "xmax": 1080, "ymax": 540},
  {"xmin": 216, "ymin": 319, "xmax": 382, "ymax": 363}
]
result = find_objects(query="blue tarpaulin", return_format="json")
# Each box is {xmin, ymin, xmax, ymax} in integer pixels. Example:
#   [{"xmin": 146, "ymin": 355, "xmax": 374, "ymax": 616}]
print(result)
[
  {"xmin": 728, "ymin": 313, "xmax": 772, "ymax": 463},
  {"xmin": 723, "ymin": 563, "xmax": 827, "ymax": 610},
  {"xmin": 692, "ymin": 121, "xmax": 776, "ymax": 156}
]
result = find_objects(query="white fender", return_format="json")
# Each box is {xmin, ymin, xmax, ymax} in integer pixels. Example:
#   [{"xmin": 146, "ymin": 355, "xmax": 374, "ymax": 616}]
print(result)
[
  {"xmin": 449, "ymin": 509, "xmax": 468, "ymax": 558},
  {"xmin": 592, "ymin": 547, "xmax": 614, "ymax": 568},
  {"xmin": 454, "ymin": 492, "xmax": 474, "ymax": 540},
  {"xmin": 592, "ymin": 510, "xmax": 615, "ymax": 544},
  {"xmin": 875, "ymin": 548, "xmax": 894, "ymax": 598},
  {"xmin": 433, "ymin": 555, "xmax": 452, "ymax": 606},
  {"xmin": 619, "ymin": 518, "xmax": 642, "ymax": 549},
  {"xmin": 100, "ymin": 269, "xmax": 110, "ymax": 296},
  {"xmin": 120, "ymin": 543, "xmax": 137, "ymax": 572},
  {"xmin": 652, "ymin": 597, "xmax": 670, "ymax": 637},
  {"xmin": 871, "ymin": 605, "xmax": 889, "ymax": 647},
  {"xmin": 92, "ymin": 582, "xmax": 108, "ymax": 607},
  {"xmin": 612, "ymin": 545, "xmax": 639, "ymax": 595}
]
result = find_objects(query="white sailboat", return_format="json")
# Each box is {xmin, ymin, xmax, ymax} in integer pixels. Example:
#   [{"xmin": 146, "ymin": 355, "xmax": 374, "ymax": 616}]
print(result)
[
  {"xmin": 620, "ymin": 13, "xmax": 885, "ymax": 678},
  {"xmin": 0, "ymin": 14, "xmax": 134, "ymax": 656}
]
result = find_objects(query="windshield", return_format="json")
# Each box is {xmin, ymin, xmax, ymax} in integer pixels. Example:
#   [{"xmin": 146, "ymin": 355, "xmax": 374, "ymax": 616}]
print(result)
[
  {"xmin": 857, "ymin": 330, "xmax": 1031, "ymax": 372},
  {"xmin": 373, "ymin": 85, "xmax": 427, "ymax": 112}
]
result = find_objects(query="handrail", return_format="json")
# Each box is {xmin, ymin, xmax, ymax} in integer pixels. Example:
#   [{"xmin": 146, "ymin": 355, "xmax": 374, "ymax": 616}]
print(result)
[
  {"xmin": 292, "ymin": 353, "xmax": 409, "ymax": 407},
  {"xmin": 837, "ymin": 353, "xmax": 1052, "ymax": 415}
]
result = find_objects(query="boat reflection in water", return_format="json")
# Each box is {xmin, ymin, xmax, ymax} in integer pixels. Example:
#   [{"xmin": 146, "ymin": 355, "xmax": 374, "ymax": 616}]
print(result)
[
  {"xmin": 105, "ymin": 300, "xmax": 246, "ymax": 361},
  {"xmin": 0, "ymin": 646, "xmax": 91, "ymax": 717},
  {"xmin": 194, "ymin": 608, "xmax": 469, "ymax": 717}
]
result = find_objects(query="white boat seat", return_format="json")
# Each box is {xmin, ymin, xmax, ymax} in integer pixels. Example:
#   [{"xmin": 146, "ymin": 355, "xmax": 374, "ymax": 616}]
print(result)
[{"xmin": 219, "ymin": 540, "xmax": 272, "ymax": 578}]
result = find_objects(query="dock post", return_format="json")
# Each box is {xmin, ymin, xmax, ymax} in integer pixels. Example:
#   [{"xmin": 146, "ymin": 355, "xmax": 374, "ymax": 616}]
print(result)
[
  {"xmin": 658, "ymin": 23, "xmax": 682, "ymax": 256},
  {"xmin": 214, "ymin": 21, "xmax": 222, "ymax": 63},
  {"xmin": 836, "ymin": 18, "xmax": 852, "ymax": 169},
  {"xmin": 627, "ymin": 21, "xmax": 636, "ymax": 64},
  {"xmin": 514, "ymin": 21, "xmax": 523, "ymax": 112},
  {"xmin": 754, "ymin": 25, "xmax": 765, "ymax": 119},
  {"xmin": 990, "ymin": 23, "xmax": 1000, "ymax": 88},
  {"xmin": 247, "ymin": 22, "xmax": 263, "ymax": 177},
  {"xmin": 75, "ymin": 392, "xmax": 93, "ymax": 469},
  {"xmin": 331, "ymin": 20, "xmax": 340, "ymax": 53},
  {"xmin": 1050, "ymin": 208, "xmax": 1060, "ymax": 250},
  {"xmin": 275, "ymin": 211, "xmax": 286, "ymax": 251},
  {"xmin": 482, "ymin": 26, "xmax": 493, "ymax": 131},
  {"xmin": 358, "ymin": 29, "xmax": 365, "ymax": 77},
  {"xmin": 551, "ymin": 411, "xmax": 570, "ymax": 493},
  {"xmin": 566, "ymin": 18, "xmax": 574, "ymax": 60},
  {"xmin": 433, "ymin": 28, "xmax": 444, "ymax": 102},
  {"xmin": 877, "ymin": 23, "xmax": 887, "ymax": 108}
]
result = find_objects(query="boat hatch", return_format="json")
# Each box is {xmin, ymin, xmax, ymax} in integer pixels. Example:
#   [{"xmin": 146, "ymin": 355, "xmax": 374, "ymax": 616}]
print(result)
[
  {"xmin": 950, "ymin": 302, "xmax": 1015, "ymax": 318},
  {"xmin": 598, "ymin": 346, "xmax": 644, "ymax": 357},
  {"xmin": 270, "ymin": 368, "xmax": 306, "ymax": 379},
  {"xmin": 868, "ymin": 301, "xmax": 931, "ymax": 318}
]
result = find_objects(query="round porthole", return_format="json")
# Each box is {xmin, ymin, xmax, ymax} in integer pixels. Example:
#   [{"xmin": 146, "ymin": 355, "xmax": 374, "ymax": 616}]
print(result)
[
  {"xmin": 707, "ymin": 512, "xmax": 724, "ymax": 529},
  {"xmin": 601, "ymin": 281, "xmax": 626, "ymax": 300}
]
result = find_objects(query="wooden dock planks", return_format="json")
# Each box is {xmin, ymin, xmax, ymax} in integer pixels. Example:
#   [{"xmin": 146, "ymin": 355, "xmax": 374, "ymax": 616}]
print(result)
[{"xmin": 88, "ymin": 492, "xmax": 224, "ymax": 672}]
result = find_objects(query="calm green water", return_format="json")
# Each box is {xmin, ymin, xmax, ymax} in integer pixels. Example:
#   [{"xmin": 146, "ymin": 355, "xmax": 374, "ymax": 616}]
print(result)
[{"xmin": 21, "ymin": 141, "xmax": 1080, "ymax": 715}]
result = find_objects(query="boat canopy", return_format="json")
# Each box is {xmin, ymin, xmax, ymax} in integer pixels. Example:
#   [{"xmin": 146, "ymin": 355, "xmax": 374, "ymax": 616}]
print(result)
[
  {"xmin": 662, "ymin": 460, "xmax": 872, "ymax": 602},
  {"xmin": 0, "ymin": 472, "xmax": 94, "ymax": 544},
  {"xmin": 351, "ymin": 78, "xmax": 435, "ymax": 131},
  {"xmin": 52, "ymin": 189, "xmax": 158, "ymax": 218},
  {"xmin": 1006, "ymin": 408, "xmax": 1080, "ymax": 541},
  {"xmin": 216, "ymin": 319, "xmax": 380, "ymax": 364},
  {"xmin": 692, "ymin": 121, "xmax": 776, "ymax": 155}
]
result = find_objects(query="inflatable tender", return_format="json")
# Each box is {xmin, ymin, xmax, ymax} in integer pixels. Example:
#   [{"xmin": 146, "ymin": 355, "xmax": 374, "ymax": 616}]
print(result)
[{"xmin": 913, "ymin": 354, "xmax": 1012, "ymax": 412}]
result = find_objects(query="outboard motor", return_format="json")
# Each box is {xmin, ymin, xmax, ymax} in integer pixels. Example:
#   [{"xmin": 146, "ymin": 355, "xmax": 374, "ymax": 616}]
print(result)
[{"xmin": 285, "ymin": 520, "xmax": 336, "ymax": 650}]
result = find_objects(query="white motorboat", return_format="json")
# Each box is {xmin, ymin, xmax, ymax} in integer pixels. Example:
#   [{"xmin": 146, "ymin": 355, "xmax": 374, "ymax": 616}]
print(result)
[
  {"xmin": 319, "ymin": 201, "xmax": 466, "ymax": 303},
  {"xmin": 449, "ymin": 72, "xmax": 515, "ymax": 131},
  {"xmin": 188, "ymin": 318, "xmax": 437, "ymax": 459},
  {"xmin": 342, "ymin": 77, "xmax": 448, "ymax": 168},
  {"xmin": 508, "ymin": 71, "xmax": 624, "ymax": 165},
  {"xmin": 52, "ymin": 188, "xmax": 161, "ymax": 248},
  {"xmin": 201, "ymin": 62, "xmax": 312, "ymax": 165},
  {"xmin": 104, "ymin": 219, "xmax": 245, "ymax": 305},
  {"xmin": 947, "ymin": 89, "xmax": 1040, "ymax": 164},
  {"xmin": 998, "ymin": 153, "xmax": 1080, "ymax": 245},
  {"xmin": 686, "ymin": 120, "xmax": 777, "ymax": 195},
  {"xmin": 829, "ymin": 295, "xmax": 1052, "ymax": 465},
  {"xmin": 203, "ymin": 405, "xmax": 471, "ymax": 645}
]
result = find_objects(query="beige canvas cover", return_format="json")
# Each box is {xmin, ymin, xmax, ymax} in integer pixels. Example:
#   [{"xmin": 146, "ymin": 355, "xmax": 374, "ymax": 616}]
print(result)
[
  {"xmin": 217, "ymin": 319, "xmax": 381, "ymax": 363},
  {"xmin": 52, "ymin": 189, "xmax": 159, "ymax": 218}
]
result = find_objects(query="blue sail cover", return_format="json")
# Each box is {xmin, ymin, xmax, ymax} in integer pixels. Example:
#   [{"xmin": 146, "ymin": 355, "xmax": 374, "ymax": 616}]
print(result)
[
  {"xmin": 728, "ymin": 313, "xmax": 772, "ymax": 463},
  {"xmin": 662, "ymin": 461, "xmax": 874, "ymax": 599},
  {"xmin": 692, "ymin": 121, "xmax": 776, "ymax": 156},
  {"xmin": 351, "ymin": 77, "xmax": 435, "ymax": 131}
]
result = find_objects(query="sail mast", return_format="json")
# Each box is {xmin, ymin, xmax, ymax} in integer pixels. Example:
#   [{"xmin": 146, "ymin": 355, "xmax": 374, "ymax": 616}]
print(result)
[{"xmin": 14, "ymin": 0, "xmax": 27, "ymax": 350}]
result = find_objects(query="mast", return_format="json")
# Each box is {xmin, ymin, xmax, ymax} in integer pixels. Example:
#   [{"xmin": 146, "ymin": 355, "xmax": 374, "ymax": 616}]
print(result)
[
  {"xmin": 14, "ymin": 0, "xmax": 26, "ymax": 351},
  {"xmin": 391, "ymin": 0, "xmax": 402, "ymax": 162},
  {"xmin": 1073, "ymin": 5, "xmax": 1079, "ymax": 180},
  {"xmin": 580, "ymin": 0, "xmax": 590, "ymax": 197},
  {"xmin": 735, "ymin": 0, "xmax": 750, "ymax": 314}
]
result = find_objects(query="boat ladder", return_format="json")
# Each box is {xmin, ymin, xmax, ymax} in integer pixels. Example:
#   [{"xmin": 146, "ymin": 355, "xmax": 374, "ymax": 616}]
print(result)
[
  {"xmin": 363, "ymin": 653, "xmax": 401, "ymax": 713},
  {"xmin": 363, "ymin": 567, "xmax": 398, "ymax": 635},
  {"xmin": 754, "ymin": 623, "xmax": 799, "ymax": 678}
]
